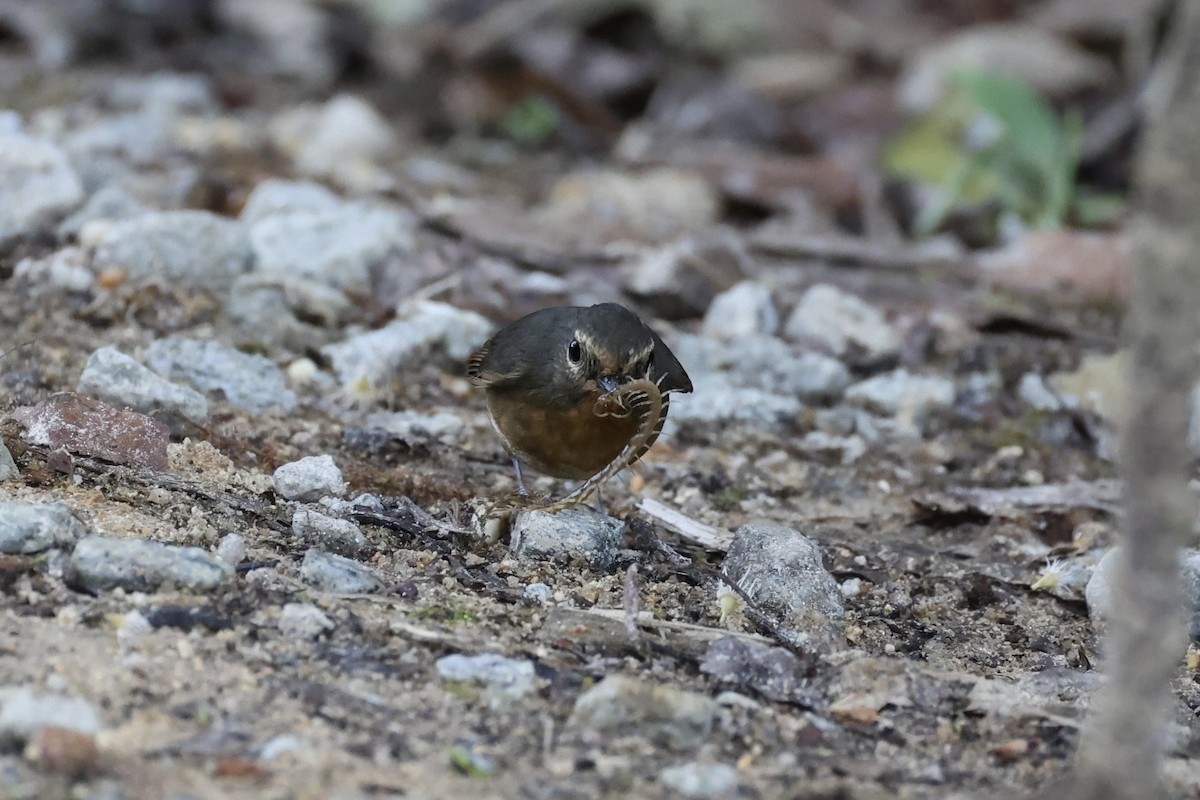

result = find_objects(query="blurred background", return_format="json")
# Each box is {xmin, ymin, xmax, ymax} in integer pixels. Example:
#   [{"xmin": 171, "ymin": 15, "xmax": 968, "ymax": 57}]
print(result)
[{"xmin": 0, "ymin": 0, "xmax": 1161, "ymax": 315}]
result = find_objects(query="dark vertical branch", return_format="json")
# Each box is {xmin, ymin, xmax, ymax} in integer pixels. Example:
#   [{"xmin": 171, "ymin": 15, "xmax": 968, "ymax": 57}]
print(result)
[{"xmin": 1069, "ymin": 4, "xmax": 1200, "ymax": 798}]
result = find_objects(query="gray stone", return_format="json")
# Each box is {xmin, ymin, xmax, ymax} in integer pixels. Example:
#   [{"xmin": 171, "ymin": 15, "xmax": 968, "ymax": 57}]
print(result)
[
  {"xmin": 670, "ymin": 334, "xmax": 850, "ymax": 401},
  {"xmin": 524, "ymin": 582, "xmax": 552, "ymax": 603},
  {"xmin": 784, "ymin": 283, "xmax": 900, "ymax": 364},
  {"xmin": 11, "ymin": 247, "xmax": 95, "ymax": 292},
  {"xmin": 510, "ymin": 508, "xmax": 624, "ymax": 570},
  {"xmin": 0, "ymin": 687, "xmax": 101, "ymax": 741},
  {"xmin": 623, "ymin": 235, "xmax": 742, "ymax": 320},
  {"xmin": 215, "ymin": 533, "xmax": 246, "ymax": 567},
  {"xmin": 321, "ymin": 301, "xmax": 492, "ymax": 389},
  {"xmin": 225, "ymin": 274, "xmax": 352, "ymax": 352},
  {"xmin": 0, "ymin": 502, "xmax": 87, "ymax": 554},
  {"xmin": 362, "ymin": 410, "xmax": 464, "ymax": 445},
  {"xmin": 56, "ymin": 185, "xmax": 146, "ymax": 238},
  {"xmin": 658, "ymin": 762, "xmax": 739, "ymax": 799},
  {"xmin": 700, "ymin": 636, "xmax": 810, "ymax": 704},
  {"xmin": 669, "ymin": 377, "xmax": 802, "ymax": 427},
  {"xmin": 91, "ymin": 211, "xmax": 252, "ymax": 291},
  {"xmin": 291, "ymin": 507, "xmax": 369, "ymax": 556},
  {"xmin": 0, "ymin": 441, "xmax": 16, "ymax": 481},
  {"xmin": 721, "ymin": 523, "xmax": 844, "ymax": 648},
  {"xmin": 436, "ymin": 653, "xmax": 537, "ymax": 707},
  {"xmin": 249, "ymin": 203, "xmax": 412, "ymax": 293},
  {"xmin": 701, "ymin": 281, "xmax": 778, "ymax": 339},
  {"xmin": 300, "ymin": 548, "xmax": 379, "ymax": 593},
  {"xmin": 277, "ymin": 602, "xmax": 335, "ymax": 640},
  {"xmin": 292, "ymin": 94, "xmax": 398, "ymax": 178},
  {"xmin": 1019, "ymin": 372, "xmax": 1063, "ymax": 412},
  {"xmin": 568, "ymin": 675, "xmax": 717, "ymax": 750},
  {"xmin": 240, "ymin": 178, "xmax": 342, "ymax": 225},
  {"xmin": 846, "ymin": 369, "xmax": 955, "ymax": 418},
  {"xmin": 144, "ymin": 336, "xmax": 296, "ymax": 414},
  {"xmin": 78, "ymin": 347, "xmax": 208, "ymax": 424},
  {"xmin": 106, "ymin": 72, "xmax": 217, "ymax": 115},
  {"xmin": 0, "ymin": 132, "xmax": 84, "ymax": 242},
  {"xmin": 273, "ymin": 455, "xmax": 346, "ymax": 502},
  {"xmin": 69, "ymin": 536, "xmax": 232, "ymax": 593}
]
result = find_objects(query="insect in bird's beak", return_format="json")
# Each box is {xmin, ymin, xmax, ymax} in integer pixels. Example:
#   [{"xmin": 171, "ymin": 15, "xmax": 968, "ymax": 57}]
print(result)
[{"xmin": 598, "ymin": 375, "xmax": 622, "ymax": 394}]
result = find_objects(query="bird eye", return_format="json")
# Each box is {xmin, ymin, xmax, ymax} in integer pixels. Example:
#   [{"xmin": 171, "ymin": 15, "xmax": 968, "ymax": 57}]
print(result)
[{"xmin": 568, "ymin": 340, "xmax": 582, "ymax": 363}]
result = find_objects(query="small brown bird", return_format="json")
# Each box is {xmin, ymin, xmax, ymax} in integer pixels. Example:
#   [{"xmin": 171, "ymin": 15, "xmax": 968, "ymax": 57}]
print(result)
[{"xmin": 466, "ymin": 303, "xmax": 692, "ymax": 495}]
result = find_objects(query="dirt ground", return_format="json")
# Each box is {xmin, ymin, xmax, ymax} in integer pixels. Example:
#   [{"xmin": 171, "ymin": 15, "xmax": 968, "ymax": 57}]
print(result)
[{"xmin": 0, "ymin": 2, "xmax": 1194, "ymax": 799}]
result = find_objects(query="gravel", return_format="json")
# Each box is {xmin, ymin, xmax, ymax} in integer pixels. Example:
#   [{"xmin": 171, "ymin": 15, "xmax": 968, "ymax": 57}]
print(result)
[
  {"xmin": 90, "ymin": 210, "xmax": 252, "ymax": 291},
  {"xmin": 299, "ymin": 548, "xmax": 380, "ymax": 593},
  {"xmin": 77, "ymin": 346, "xmax": 209, "ymax": 425},
  {"xmin": 0, "ymin": 502, "xmax": 88, "ymax": 554},
  {"xmin": 670, "ymin": 333, "xmax": 850, "ymax": 401},
  {"xmin": 273, "ymin": 455, "xmax": 347, "ymax": 502},
  {"xmin": 144, "ymin": 336, "xmax": 297, "ymax": 414},
  {"xmin": 509, "ymin": 508, "xmax": 624, "ymax": 570},
  {"xmin": 68, "ymin": 536, "xmax": 233, "ymax": 593},
  {"xmin": 0, "ymin": 131, "xmax": 84, "ymax": 243},
  {"xmin": 720, "ymin": 523, "xmax": 845, "ymax": 649},
  {"xmin": 291, "ymin": 507, "xmax": 370, "ymax": 556}
]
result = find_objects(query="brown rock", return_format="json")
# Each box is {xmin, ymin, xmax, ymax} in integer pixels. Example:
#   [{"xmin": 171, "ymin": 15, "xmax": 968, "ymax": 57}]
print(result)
[
  {"xmin": 25, "ymin": 726, "xmax": 100, "ymax": 779},
  {"xmin": 13, "ymin": 393, "xmax": 170, "ymax": 470}
]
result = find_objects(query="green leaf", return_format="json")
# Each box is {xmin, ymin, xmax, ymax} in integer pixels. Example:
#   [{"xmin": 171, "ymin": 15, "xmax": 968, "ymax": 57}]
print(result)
[{"xmin": 957, "ymin": 70, "xmax": 1061, "ymax": 176}]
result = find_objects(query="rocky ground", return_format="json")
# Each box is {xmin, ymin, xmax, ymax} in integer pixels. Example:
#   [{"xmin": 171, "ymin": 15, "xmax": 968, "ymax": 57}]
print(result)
[{"xmin": 0, "ymin": 2, "xmax": 1195, "ymax": 799}]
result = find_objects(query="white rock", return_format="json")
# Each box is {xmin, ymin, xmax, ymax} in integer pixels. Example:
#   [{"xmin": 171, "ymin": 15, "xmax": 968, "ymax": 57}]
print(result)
[
  {"xmin": 701, "ymin": 281, "xmax": 778, "ymax": 338},
  {"xmin": 784, "ymin": 284, "xmax": 899, "ymax": 363},
  {"xmin": 0, "ymin": 688, "xmax": 101, "ymax": 740},
  {"xmin": 272, "ymin": 455, "xmax": 346, "ymax": 502},
  {"xmin": 277, "ymin": 602, "xmax": 335, "ymax": 640},
  {"xmin": 0, "ymin": 132, "xmax": 84, "ymax": 243}
]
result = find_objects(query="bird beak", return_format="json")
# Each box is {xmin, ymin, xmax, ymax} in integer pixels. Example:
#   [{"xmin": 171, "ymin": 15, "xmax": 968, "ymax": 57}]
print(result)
[{"xmin": 598, "ymin": 375, "xmax": 621, "ymax": 393}]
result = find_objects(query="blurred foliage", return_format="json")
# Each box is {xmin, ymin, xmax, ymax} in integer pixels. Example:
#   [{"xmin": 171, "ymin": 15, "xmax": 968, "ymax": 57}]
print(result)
[
  {"xmin": 884, "ymin": 70, "xmax": 1124, "ymax": 236},
  {"xmin": 499, "ymin": 94, "xmax": 561, "ymax": 146}
]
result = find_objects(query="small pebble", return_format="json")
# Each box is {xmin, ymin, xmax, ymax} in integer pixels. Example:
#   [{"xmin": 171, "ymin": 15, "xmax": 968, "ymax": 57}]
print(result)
[
  {"xmin": 144, "ymin": 337, "xmax": 297, "ymax": 414},
  {"xmin": 68, "ymin": 536, "xmax": 233, "ymax": 593},
  {"xmin": 523, "ymin": 582, "xmax": 552, "ymax": 603},
  {"xmin": 720, "ymin": 523, "xmax": 845, "ymax": 649},
  {"xmin": 0, "ymin": 502, "xmax": 88, "ymax": 555},
  {"xmin": 277, "ymin": 602, "xmax": 335, "ymax": 640},
  {"xmin": 24, "ymin": 726, "xmax": 100, "ymax": 778},
  {"xmin": 77, "ymin": 346, "xmax": 209, "ymax": 425},
  {"xmin": 0, "ymin": 441, "xmax": 17, "ymax": 481},
  {"xmin": 658, "ymin": 762, "xmax": 739, "ymax": 799},
  {"xmin": 510, "ymin": 508, "xmax": 624, "ymax": 570},
  {"xmin": 272, "ymin": 455, "xmax": 346, "ymax": 502},
  {"xmin": 291, "ymin": 508, "xmax": 369, "ymax": 556},
  {"xmin": 0, "ymin": 688, "xmax": 101, "ymax": 739},
  {"xmin": 701, "ymin": 280, "xmax": 778, "ymax": 338},
  {"xmin": 784, "ymin": 283, "xmax": 899, "ymax": 364},
  {"xmin": 299, "ymin": 548, "xmax": 379, "ymax": 594},
  {"xmin": 215, "ymin": 533, "xmax": 247, "ymax": 567},
  {"xmin": 568, "ymin": 675, "xmax": 717, "ymax": 750},
  {"xmin": 436, "ymin": 653, "xmax": 537, "ymax": 708}
]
